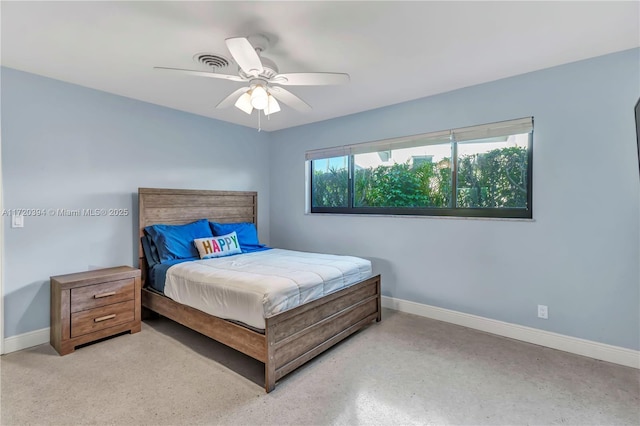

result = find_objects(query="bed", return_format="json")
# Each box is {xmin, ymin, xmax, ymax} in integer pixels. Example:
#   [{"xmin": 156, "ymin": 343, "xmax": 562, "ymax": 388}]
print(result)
[{"xmin": 138, "ymin": 187, "xmax": 381, "ymax": 392}]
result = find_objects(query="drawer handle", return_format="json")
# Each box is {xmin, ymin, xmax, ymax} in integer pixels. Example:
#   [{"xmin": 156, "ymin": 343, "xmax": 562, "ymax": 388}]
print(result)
[
  {"xmin": 94, "ymin": 314, "xmax": 116, "ymax": 323},
  {"xmin": 94, "ymin": 291, "xmax": 116, "ymax": 299}
]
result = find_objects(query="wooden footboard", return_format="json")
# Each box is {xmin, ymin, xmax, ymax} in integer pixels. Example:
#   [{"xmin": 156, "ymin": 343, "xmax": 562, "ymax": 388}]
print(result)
[{"xmin": 265, "ymin": 274, "xmax": 381, "ymax": 391}]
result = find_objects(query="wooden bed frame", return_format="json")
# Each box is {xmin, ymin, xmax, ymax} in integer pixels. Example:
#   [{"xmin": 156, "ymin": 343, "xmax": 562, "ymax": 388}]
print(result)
[{"xmin": 138, "ymin": 188, "xmax": 381, "ymax": 392}]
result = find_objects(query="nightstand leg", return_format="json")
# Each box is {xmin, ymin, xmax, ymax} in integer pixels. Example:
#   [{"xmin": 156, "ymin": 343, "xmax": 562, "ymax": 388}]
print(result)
[{"xmin": 57, "ymin": 342, "xmax": 75, "ymax": 356}]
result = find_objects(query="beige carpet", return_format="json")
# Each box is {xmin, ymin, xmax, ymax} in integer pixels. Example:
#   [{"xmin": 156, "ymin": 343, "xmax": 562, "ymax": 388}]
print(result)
[{"xmin": 1, "ymin": 308, "xmax": 638, "ymax": 425}]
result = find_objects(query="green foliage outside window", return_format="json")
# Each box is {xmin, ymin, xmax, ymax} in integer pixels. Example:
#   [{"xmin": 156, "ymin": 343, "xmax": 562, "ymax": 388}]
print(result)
[
  {"xmin": 457, "ymin": 146, "xmax": 528, "ymax": 208},
  {"xmin": 312, "ymin": 167, "xmax": 348, "ymax": 208},
  {"xmin": 354, "ymin": 160, "xmax": 452, "ymax": 208},
  {"xmin": 312, "ymin": 146, "xmax": 527, "ymax": 209}
]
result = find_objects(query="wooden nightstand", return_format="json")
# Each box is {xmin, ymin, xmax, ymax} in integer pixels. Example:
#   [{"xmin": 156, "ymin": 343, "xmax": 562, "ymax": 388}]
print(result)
[{"xmin": 50, "ymin": 266, "xmax": 141, "ymax": 355}]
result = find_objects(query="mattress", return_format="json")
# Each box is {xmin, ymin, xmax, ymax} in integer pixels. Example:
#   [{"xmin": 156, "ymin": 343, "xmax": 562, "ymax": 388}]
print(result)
[{"xmin": 163, "ymin": 248, "xmax": 372, "ymax": 329}]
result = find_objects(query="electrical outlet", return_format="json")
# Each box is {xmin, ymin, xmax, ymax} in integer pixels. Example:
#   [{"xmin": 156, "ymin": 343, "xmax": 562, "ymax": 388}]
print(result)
[{"xmin": 537, "ymin": 304, "xmax": 548, "ymax": 319}]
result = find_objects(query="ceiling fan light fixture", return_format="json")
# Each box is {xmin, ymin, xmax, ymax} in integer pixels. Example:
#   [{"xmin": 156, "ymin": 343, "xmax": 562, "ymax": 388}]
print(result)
[
  {"xmin": 264, "ymin": 93, "xmax": 281, "ymax": 116},
  {"xmin": 234, "ymin": 91, "xmax": 253, "ymax": 114},
  {"xmin": 250, "ymin": 85, "xmax": 269, "ymax": 110}
]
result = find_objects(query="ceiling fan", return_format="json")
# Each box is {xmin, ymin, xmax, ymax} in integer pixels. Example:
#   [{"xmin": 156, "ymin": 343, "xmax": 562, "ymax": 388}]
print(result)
[{"xmin": 155, "ymin": 35, "xmax": 350, "ymax": 117}]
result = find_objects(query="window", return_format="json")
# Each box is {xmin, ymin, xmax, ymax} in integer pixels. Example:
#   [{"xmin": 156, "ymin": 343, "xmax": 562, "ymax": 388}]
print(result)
[{"xmin": 307, "ymin": 117, "xmax": 533, "ymax": 218}]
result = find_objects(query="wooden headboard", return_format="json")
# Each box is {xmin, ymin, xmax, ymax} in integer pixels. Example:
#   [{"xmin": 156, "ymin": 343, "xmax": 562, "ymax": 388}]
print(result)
[{"xmin": 137, "ymin": 188, "xmax": 258, "ymax": 280}]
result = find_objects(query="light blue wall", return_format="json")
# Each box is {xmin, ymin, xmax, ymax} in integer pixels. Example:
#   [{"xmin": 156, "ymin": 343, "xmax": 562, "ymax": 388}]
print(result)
[
  {"xmin": 269, "ymin": 49, "xmax": 640, "ymax": 350},
  {"xmin": 1, "ymin": 67, "xmax": 271, "ymax": 337},
  {"xmin": 3, "ymin": 49, "xmax": 639, "ymax": 350}
]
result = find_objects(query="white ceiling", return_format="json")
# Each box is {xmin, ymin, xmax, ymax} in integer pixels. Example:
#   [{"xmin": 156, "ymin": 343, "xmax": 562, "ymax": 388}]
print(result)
[{"xmin": 2, "ymin": 1, "xmax": 638, "ymax": 132}]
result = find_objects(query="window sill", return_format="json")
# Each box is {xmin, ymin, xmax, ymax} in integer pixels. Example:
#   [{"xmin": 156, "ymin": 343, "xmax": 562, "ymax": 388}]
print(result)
[{"xmin": 304, "ymin": 212, "xmax": 535, "ymax": 222}]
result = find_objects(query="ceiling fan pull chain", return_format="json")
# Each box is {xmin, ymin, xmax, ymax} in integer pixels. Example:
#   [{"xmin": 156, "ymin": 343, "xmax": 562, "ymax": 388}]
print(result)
[{"xmin": 258, "ymin": 109, "xmax": 261, "ymax": 132}]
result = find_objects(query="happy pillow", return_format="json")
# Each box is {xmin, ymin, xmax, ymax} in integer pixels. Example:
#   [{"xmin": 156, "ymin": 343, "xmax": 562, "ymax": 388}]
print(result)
[{"xmin": 193, "ymin": 232, "xmax": 242, "ymax": 259}]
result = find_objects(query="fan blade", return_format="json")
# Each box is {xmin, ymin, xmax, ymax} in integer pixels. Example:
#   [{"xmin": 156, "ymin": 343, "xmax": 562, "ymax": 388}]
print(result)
[
  {"xmin": 269, "ymin": 86, "xmax": 312, "ymax": 112},
  {"xmin": 271, "ymin": 72, "xmax": 350, "ymax": 86},
  {"xmin": 225, "ymin": 37, "xmax": 264, "ymax": 76},
  {"xmin": 215, "ymin": 87, "xmax": 250, "ymax": 109},
  {"xmin": 154, "ymin": 66, "xmax": 246, "ymax": 82}
]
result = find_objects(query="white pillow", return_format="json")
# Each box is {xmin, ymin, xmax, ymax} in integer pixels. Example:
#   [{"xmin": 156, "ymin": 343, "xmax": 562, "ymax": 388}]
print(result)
[{"xmin": 193, "ymin": 231, "xmax": 242, "ymax": 259}]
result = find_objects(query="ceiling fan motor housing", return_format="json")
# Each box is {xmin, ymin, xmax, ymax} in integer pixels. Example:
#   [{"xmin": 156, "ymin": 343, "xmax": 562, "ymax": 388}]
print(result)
[{"xmin": 239, "ymin": 56, "xmax": 279, "ymax": 80}]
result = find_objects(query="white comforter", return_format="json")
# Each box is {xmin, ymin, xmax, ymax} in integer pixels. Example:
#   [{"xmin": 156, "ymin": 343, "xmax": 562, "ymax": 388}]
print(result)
[{"xmin": 164, "ymin": 248, "xmax": 372, "ymax": 329}]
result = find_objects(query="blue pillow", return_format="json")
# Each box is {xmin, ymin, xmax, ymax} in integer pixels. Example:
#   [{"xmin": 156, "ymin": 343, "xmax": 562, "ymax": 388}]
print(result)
[
  {"xmin": 140, "ymin": 235, "xmax": 159, "ymax": 269},
  {"xmin": 209, "ymin": 222, "xmax": 268, "ymax": 253},
  {"xmin": 145, "ymin": 219, "xmax": 213, "ymax": 263}
]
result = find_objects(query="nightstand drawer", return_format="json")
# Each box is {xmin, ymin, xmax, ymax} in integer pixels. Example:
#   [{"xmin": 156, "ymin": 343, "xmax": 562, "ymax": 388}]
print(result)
[
  {"xmin": 70, "ymin": 300, "xmax": 135, "ymax": 338},
  {"xmin": 70, "ymin": 278, "xmax": 135, "ymax": 313}
]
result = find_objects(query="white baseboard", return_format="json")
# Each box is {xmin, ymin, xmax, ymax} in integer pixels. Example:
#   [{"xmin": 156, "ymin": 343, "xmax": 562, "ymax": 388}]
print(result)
[
  {"xmin": 382, "ymin": 296, "xmax": 639, "ymax": 369},
  {"xmin": 2, "ymin": 327, "xmax": 50, "ymax": 355}
]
